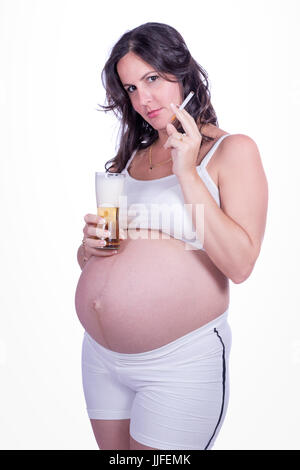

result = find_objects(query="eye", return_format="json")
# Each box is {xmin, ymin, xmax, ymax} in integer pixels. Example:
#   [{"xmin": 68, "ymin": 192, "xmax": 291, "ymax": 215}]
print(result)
[
  {"xmin": 148, "ymin": 75, "xmax": 159, "ymax": 83},
  {"xmin": 126, "ymin": 85, "xmax": 136, "ymax": 94},
  {"xmin": 125, "ymin": 75, "xmax": 159, "ymax": 94}
]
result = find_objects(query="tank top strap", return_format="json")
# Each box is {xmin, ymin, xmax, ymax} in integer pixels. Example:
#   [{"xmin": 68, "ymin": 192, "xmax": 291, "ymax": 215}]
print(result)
[
  {"xmin": 199, "ymin": 134, "xmax": 231, "ymax": 169},
  {"xmin": 123, "ymin": 148, "xmax": 138, "ymax": 173}
]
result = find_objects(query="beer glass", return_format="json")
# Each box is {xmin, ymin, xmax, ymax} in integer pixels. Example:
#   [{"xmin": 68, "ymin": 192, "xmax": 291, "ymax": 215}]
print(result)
[{"xmin": 95, "ymin": 172, "xmax": 126, "ymax": 250}]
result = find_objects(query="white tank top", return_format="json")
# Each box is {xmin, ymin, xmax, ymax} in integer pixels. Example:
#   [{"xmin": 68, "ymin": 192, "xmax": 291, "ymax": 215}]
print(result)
[{"xmin": 120, "ymin": 134, "xmax": 231, "ymax": 251}]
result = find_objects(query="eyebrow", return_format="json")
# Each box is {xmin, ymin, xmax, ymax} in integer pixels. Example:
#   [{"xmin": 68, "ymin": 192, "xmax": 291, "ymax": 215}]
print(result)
[{"xmin": 122, "ymin": 71, "xmax": 157, "ymax": 87}]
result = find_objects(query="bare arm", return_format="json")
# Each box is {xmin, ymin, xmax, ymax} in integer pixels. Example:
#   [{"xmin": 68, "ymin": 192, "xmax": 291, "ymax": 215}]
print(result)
[{"xmin": 177, "ymin": 134, "xmax": 268, "ymax": 283}]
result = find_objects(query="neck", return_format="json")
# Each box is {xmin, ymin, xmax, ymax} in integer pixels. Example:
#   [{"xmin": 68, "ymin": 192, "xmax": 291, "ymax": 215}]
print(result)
[{"xmin": 155, "ymin": 128, "xmax": 169, "ymax": 148}]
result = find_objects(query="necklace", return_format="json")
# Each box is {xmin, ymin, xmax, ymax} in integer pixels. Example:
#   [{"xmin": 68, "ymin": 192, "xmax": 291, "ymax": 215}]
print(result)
[{"xmin": 148, "ymin": 144, "xmax": 172, "ymax": 170}]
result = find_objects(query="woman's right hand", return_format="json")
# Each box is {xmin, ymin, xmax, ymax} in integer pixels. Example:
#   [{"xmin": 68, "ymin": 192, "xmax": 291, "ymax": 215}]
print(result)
[{"xmin": 82, "ymin": 213, "xmax": 125, "ymax": 259}]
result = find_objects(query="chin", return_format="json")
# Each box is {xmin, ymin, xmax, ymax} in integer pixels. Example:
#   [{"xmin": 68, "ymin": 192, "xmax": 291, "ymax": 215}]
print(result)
[{"xmin": 151, "ymin": 123, "xmax": 167, "ymax": 132}]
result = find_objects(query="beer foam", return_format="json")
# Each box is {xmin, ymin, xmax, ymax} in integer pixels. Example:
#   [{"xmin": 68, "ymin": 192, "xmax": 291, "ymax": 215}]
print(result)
[{"xmin": 95, "ymin": 172, "xmax": 125, "ymax": 207}]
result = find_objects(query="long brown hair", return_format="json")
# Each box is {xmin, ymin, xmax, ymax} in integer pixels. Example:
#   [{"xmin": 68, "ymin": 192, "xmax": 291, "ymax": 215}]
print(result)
[{"xmin": 98, "ymin": 22, "xmax": 219, "ymax": 173}]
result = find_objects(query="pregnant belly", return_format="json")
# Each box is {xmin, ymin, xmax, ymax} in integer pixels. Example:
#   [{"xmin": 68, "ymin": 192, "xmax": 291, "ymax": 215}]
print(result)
[{"xmin": 75, "ymin": 229, "xmax": 229, "ymax": 353}]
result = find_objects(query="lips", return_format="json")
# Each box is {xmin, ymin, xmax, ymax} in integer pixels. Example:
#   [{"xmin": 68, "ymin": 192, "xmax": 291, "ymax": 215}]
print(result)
[{"xmin": 147, "ymin": 108, "xmax": 162, "ymax": 118}]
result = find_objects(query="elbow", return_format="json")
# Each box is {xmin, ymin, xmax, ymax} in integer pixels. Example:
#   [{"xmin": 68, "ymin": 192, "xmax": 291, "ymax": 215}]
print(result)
[
  {"xmin": 230, "ymin": 258, "xmax": 256, "ymax": 284},
  {"xmin": 230, "ymin": 242, "xmax": 260, "ymax": 284},
  {"xmin": 231, "ymin": 273, "xmax": 249, "ymax": 284}
]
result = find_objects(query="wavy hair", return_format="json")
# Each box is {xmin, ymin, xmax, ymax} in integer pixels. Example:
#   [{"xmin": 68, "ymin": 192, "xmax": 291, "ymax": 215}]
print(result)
[{"xmin": 98, "ymin": 22, "xmax": 219, "ymax": 173}]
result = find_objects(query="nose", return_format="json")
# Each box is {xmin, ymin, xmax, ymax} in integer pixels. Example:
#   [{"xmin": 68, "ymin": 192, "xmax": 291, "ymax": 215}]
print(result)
[{"xmin": 137, "ymin": 87, "xmax": 152, "ymax": 107}]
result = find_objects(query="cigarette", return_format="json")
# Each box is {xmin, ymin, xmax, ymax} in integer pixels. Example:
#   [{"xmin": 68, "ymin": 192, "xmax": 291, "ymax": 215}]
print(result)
[{"xmin": 171, "ymin": 91, "xmax": 195, "ymax": 121}]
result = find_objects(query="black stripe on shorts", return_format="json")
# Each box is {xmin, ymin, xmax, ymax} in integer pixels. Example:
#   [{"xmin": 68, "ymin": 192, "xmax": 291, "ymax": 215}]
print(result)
[{"xmin": 204, "ymin": 327, "xmax": 226, "ymax": 450}]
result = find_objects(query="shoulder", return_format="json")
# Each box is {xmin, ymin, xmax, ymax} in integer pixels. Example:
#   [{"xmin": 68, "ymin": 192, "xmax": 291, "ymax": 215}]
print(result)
[
  {"xmin": 216, "ymin": 133, "xmax": 268, "ymax": 190},
  {"xmin": 218, "ymin": 133, "xmax": 263, "ymax": 173},
  {"xmin": 221, "ymin": 132, "xmax": 259, "ymax": 149},
  {"xmin": 217, "ymin": 133, "xmax": 268, "ymax": 224}
]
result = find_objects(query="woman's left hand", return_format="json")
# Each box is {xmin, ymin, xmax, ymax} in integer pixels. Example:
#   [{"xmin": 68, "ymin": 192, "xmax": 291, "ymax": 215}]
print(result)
[{"xmin": 163, "ymin": 103, "xmax": 202, "ymax": 178}]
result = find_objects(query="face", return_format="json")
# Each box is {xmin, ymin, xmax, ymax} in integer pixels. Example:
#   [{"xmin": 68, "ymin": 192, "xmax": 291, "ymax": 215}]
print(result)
[{"xmin": 117, "ymin": 52, "xmax": 183, "ymax": 131}]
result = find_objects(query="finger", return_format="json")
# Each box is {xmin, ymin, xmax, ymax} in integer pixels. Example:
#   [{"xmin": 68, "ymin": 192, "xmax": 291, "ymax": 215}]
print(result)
[
  {"xmin": 84, "ymin": 246, "xmax": 118, "ymax": 257},
  {"xmin": 84, "ymin": 214, "xmax": 105, "ymax": 225},
  {"xmin": 87, "ymin": 226, "xmax": 111, "ymax": 238},
  {"xmin": 170, "ymin": 104, "xmax": 199, "ymax": 137},
  {"xmin": 164, "ymin": 133, "xmax": 189, "ymax": 150},
  {"xmin": 166, "ymin": 122, "xmax": 177, "ymax": 134},
  {"xmin": 119, "ymin": 228, "xmax": 127, "ymax": 240},
  {"xmin": 83, "ymin": 224, "xmax": 88, "ymax": 235},
  {"xmin": 85, "ymin": 237, "xmax": 107, "ymax": 249},
  {"xmin": 181, "ymin": 108, "xmax": 203, "ymax": 135}
]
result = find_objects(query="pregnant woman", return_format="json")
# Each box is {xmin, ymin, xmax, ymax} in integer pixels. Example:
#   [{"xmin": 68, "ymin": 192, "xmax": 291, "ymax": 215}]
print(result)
[{"xmin": 75, "ymin": 22, "xmax": 268, "ymax": 450}]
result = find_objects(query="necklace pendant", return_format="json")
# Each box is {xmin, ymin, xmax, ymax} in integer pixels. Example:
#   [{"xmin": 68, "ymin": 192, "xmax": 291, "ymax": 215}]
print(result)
[{"xmin": 149, "ymin": 166, "xmax": 153, "ymax": 170}]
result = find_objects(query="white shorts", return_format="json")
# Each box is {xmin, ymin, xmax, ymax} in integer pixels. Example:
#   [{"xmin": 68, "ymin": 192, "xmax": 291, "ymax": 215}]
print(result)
[{"xmin": 81, "ymin": 309, "xmax": 232, "ymax": 450}]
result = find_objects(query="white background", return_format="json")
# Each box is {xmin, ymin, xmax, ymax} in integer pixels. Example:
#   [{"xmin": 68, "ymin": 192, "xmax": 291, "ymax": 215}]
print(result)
[{"xmin": 1, "ymin": 0, "xmax": 299, "ymax": 450}]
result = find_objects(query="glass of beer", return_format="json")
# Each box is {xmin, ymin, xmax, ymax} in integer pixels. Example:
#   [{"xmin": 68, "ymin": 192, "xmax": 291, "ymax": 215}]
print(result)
[{"xmin": 95, "ymin": 171, "xmax": 126, "ymax": 250}]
